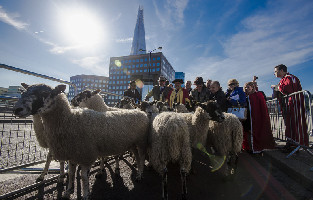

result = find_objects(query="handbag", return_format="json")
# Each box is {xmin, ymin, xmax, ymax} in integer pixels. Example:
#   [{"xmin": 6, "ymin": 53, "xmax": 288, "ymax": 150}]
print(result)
[{"xmin": 227, "ymin": 107, "xmax": 247, "ymax": 120}]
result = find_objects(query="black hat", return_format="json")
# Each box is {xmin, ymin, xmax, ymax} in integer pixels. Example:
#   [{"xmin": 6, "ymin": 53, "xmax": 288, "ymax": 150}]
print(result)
[
  {"xmin": 158, "ymin": 76, "xmax": 166, "ymax": 81},
  {"xmin": 194, "ymin": 77, "xmax": 204, "ymax": 85},
  {"xmin": 172, "ymin": 79, "xmax": 184, "ymax": 84},
  {"xmin": 129, "ymin": 80, "xmax": 136, "ymax": 85}
]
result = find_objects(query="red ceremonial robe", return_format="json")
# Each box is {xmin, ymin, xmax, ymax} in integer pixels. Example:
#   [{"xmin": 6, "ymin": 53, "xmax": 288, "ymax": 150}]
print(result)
[
  {"xmin": 242, "ymin": 92, "xmax": 275, "ymax": 153},
  {"xmin": 278, "ymin": 73, "xmax": 308, "ymax": 146}
]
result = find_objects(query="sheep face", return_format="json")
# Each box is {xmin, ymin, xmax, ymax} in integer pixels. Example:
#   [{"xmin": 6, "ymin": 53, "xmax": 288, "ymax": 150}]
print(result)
[
  {"xmin": 202, "ymin": 101, "xmax": 225, "ymax": 122},
  {"xmin": 14, "ymin": 83, "xmax": 66, "ymax": 117},
  {"xmin": 71, "ymin": 89, "xmax": 100, "ymax": 107}
]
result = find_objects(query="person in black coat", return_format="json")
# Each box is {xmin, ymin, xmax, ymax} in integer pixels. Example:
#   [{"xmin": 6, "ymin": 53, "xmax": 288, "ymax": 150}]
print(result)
[
  {"xmin": 208, "ymin": 81, "xmax": 227, "ymax": 112},
  {"xmin": 124, "ymin": 80, "xmax": 142, "ymax": 103}
]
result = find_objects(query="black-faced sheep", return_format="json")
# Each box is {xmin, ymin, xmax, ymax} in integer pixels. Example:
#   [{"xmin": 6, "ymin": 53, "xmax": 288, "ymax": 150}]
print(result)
[
  {"xmin": 14, "ymin": 84, "xmax": 149, "ymax": 200},
  {"xmin": 207, "ymin": 112, "xmax": 243, "ymax": 179}
]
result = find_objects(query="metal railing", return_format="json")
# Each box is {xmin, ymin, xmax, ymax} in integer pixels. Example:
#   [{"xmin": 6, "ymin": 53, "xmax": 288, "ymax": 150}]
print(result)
[
  {"xmin": 267, "ymin": 90, "xmax": 313, "ymax": 157},
  {"xmin": 0, "ymin": 100, "xmax": 48, "ymax": 171}
]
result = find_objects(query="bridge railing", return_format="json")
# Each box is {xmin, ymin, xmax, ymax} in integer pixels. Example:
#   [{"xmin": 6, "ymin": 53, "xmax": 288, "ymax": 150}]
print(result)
[{"xmin": 266, "ymin": 90, "xmax": 313, "ymax": 152}]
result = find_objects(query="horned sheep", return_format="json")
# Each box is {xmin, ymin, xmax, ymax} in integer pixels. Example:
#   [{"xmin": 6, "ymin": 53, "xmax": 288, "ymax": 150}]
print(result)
[{"xmin": 14, "ymin": 84, "xmax": 149, "ymax": 200}]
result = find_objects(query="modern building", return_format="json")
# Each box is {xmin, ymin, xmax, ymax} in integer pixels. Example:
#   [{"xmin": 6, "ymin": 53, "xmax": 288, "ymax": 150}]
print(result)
[
  {"xmin": 106, "ymin": 5, "xmax": 175, "ymax": 106},
  {"xmin": 107, "ymin": 52, "xmax": 175, "ymax": 106},
  {"xmin": 130, "ymin": 6, "xmax": 146, "ymax": 56},
  {"xmin": 68, "ymin": 75, "xmax": 109, "ymax": 101}
]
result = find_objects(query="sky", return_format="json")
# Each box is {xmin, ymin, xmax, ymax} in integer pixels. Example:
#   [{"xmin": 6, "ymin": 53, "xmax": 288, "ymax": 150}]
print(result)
[{"xmin": 1, "ymin": 0, "xmax": 313, "ymax": 97}]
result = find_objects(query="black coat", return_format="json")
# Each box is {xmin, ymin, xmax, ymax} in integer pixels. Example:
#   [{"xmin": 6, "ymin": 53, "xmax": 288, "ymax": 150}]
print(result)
[
  {"xmin": 208, "ymin": 89, "xmax": 227, "ymax": 112},
  {"xmin": 124, "ymin": 88, "xmax": 142, "ymax": 102}
]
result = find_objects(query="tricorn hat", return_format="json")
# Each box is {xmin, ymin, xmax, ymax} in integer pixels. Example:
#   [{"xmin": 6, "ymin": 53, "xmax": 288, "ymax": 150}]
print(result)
[
  {"xmin": 158, "ymin": 76, "xmax": 166, "ymax": 81},
  {"xmin": 194, "ymin": 77, "xmax": 204, "ymax": 85},
  {"xmin": 172, "ymin": 79, "xmax": 184, "ymax": 84}
]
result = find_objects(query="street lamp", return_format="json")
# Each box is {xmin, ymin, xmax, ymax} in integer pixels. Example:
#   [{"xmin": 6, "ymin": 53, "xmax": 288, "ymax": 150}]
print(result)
[{"xmin": 139, "ymin": 47, "xmax": 162, "ymax": 82}]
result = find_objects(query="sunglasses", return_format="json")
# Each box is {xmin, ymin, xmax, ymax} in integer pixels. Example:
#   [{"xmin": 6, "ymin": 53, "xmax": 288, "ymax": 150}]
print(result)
[{"xmin": 228, "ymin": 83, "xmax": 236, "ymax": 86}]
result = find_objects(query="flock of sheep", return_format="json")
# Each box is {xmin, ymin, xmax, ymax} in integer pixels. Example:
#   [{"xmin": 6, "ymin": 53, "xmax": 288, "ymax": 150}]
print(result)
[{"xmin": 13, "ymin": 83, "xmax": 243, "ymax": 200}]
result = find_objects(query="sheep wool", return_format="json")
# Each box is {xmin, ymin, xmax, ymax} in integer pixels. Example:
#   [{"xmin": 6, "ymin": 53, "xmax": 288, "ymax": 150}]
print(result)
[
  {"xmin": 149, "ymin": 112, "xmax": 192, "ymax": 174},
  {"xmin": 41, "ymin": 93, "xmax": 149, "ymax": 167},
  {"xmin": 208, "ymin": 113, "xmax": 243, "ymax": 156}
]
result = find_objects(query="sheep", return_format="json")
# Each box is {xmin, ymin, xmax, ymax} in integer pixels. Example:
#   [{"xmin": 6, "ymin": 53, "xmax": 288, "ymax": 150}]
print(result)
[
  {"xmin": 71, "ymin": 89, "xmax": 120, "ymax": 112},
  {"xmin": 207, "ymin": 112, "xmax": 243, "ymax": 179},
  {"xmin": 14, "ymin": 84, "xmax": 149, "ymax": 200},
  {"xmin": 20, "ymin": 82, "xmax": 66, "ymax": 183},
  {"xmin": 145, "ymin": 101, "xmax": 224, "ymax": 200},
  {"xmin": 71, "ymin": 89, "xmax": 125, "ymax": 175},
  {"xmin": 149, "ymin": 112, "xmax": 191, "ymax": 200}
]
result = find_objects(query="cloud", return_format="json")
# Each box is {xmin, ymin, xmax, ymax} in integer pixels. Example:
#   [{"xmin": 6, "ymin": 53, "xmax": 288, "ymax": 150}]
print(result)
[
  {"xmin": 185, "ymin": 0, "xmax": 313, "ymax": 94},
  {"xmin": 71, "ymin": 56, "xmax": 109, "ymax": 76},
  {"xmin": 116, "ymin": 37, "xmax": 133, "ymax": 43},
  {"xmin": 0, "ymin": 6, "xmax": 28, "ymax": 30},
  {"xmin": 154, "ymin": 0, "xmax": 189, "ymax": 30}
]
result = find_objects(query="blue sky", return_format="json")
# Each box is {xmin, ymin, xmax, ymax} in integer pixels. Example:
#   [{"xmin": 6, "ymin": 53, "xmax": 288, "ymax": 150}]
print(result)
[{"xmin": 1, "ymin": 0, "xmax": 313, "ymax": 97}]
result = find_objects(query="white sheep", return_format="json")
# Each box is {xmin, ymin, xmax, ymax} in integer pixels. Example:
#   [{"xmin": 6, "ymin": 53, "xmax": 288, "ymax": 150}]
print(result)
[
  {"xmin": 71, "ymin": 89, "xmax": 123, "ymax": 175},
  {"xmin": 14, "ymin": 84, "xmax": 149, "ymax": 200},
  {"xmin": 207, "ymin": 112, "xmax": 243, "ymax": 178},
  {"xmin": 145, "ymin": 102, "xmax": 224, "ymax": 200}
]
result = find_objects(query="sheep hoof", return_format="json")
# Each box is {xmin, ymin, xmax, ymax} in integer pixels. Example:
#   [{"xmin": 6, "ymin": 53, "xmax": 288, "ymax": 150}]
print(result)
[
  {"xmin": 135, "ymin": 174, "xmax": 142, "ymax": 182},
  {"xmin": 58, "ymin": 175, "xmax": 65, "ymax": 183},
  {"xmin": 36, "ymin": 177, "xmax": 44, "ymax": 182},
  {"xmin": 115, "ymin": 168, "xmax": 120, "ymax": 175}
]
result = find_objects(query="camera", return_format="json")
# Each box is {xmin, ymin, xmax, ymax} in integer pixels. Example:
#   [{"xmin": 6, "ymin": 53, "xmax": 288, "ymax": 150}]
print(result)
[{"xmin": 255, "ymin": 76, "xmax": 258, "ymax": 80}]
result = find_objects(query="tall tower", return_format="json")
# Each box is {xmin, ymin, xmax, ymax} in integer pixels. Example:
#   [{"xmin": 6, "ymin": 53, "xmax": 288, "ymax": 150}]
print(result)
[{"xmin": 130, "ymin": 6, "xmax": 146, "ymax": 55}]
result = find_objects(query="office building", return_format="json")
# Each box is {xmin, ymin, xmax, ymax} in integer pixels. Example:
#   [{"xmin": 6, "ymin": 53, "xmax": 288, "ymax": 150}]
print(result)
[
  {"xmin": 107, "ymin": 52, "xmax": 175, "ymax": 106},
  {"xmin": 68, "ymin": 75, "xmax": 109, "ymax": 101}
]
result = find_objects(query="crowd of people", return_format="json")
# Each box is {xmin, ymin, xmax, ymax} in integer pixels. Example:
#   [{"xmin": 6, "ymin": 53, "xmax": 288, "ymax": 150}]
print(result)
[{"xmin": 124, "ymin": 64, "xmax": 307, "ymax": 154}]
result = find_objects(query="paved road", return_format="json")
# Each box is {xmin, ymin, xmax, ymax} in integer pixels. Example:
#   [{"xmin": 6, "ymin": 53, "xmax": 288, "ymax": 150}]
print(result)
[
  {"xmin": 87, "ymin": 150, "xmax": 312, "ymax": 200},
  {"xmin": 1, "ymin": 150, "xmax": 312, "ymax": 199}
]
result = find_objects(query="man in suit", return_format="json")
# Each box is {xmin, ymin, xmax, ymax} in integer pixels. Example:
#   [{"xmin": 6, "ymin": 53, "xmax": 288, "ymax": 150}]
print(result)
[
  {"xmin": 145, "ymin": 76, "xmax": 172, "ymax": 102},
  {"xmin": 124, "ymin": 80, "xmax": 142, "ymax": 103}
]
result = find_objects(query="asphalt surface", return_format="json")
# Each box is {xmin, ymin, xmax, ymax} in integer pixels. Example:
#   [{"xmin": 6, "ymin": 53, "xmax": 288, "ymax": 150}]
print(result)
[{"xmin": 1, "ymin": 145, "xmax": 313, "ymax": 200}]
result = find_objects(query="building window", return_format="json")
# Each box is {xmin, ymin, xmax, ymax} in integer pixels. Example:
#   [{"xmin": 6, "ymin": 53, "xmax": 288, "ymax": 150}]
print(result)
[
  {"xmin": 157, "ymin": 68, "xmax": 160, "ymax": 71},
  {"xmin": 157, "ymin": 57, "xmax": 160, "ymax": 60},
  {"xmin": 157, "ymin": 63, "xmax": 160, "ymax": 66},
  {"xmin": 140, "ymin": 59, "xmax": 143, "ymax": 62},
  {"xmin": 144, "ymin": 69, "xmax": 147, "ymax": 72},
  {"xmin": 153, "ymin": 58, "xmax": 156, "ymax": 61}
]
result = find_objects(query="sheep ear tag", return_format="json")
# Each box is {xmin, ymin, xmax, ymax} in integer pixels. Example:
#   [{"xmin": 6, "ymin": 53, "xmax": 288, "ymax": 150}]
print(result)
[{"xmin": 196, "ymin": 143, "xmax": 226, "ymax": 172}]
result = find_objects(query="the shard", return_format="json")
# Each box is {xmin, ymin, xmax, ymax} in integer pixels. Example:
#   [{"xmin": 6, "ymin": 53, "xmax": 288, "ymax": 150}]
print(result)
[{"xmin": 130, "ymin": 6, "xmax": 146, "ymax": 55}]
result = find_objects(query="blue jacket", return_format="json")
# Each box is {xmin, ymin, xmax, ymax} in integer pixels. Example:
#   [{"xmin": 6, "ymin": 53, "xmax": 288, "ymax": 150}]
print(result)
[{"xmin": 225, "ymin": 87, "xmax": 246, "ymax": 107}]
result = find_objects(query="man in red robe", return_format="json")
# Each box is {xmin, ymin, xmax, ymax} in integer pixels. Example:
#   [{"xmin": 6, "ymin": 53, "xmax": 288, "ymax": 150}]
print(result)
[{"xmin": 274, "ymin": 64, "xmax": 308, "ymax": 149}]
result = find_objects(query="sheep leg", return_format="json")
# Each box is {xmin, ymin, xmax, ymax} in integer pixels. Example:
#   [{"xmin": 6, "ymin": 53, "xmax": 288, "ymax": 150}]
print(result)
[
  {"xmin": 36, "ymin": 151, "xmax": 53, "ymax": 182},
  {"xmin": 81, "ymin": 165, "xmax": 91, "ymax": 200},
  {"xmin": 137, "ymin": 147, "xmax": 147, "ymax": 180},
  {"xmin": 96, "ymin": 157, "xmax": 105, "ymax": 178},
  {"xmin": 58, "ymin": 161, "xmax": 65, "ymax": 183},
  {"xmin": 162, "ymin": 168, "xmax": 168, "ymax": 200},
  {"xmin": 131, "ymin": 147, "xmax": 144, "ymax": 181},
  {"xmin": 180, "ymin": 168, "xmax": 188, "ymax": 200},
  {"xmin": 63, "ymin": 162, "xmax": 76, "ymax": 199},
  {"xmin": 114, "ymin": 155, "xmax": 120, "ymax": 175}
]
